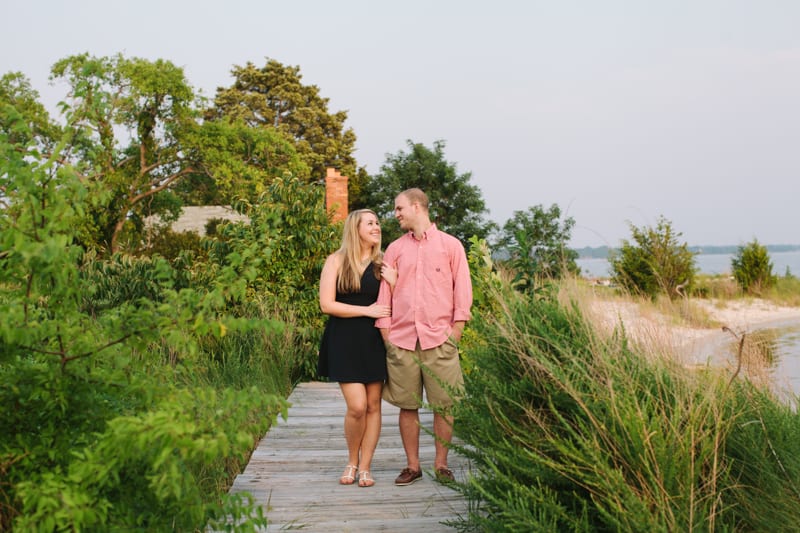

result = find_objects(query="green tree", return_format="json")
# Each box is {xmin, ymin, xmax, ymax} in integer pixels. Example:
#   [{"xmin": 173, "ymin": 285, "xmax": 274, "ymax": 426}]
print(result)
[
  {"xmin": 47, "ymin": 53, "xmax": 202, "ymax": 253},
  {"xmin": 0, "ymin": 72, "xmax": 61, "ymax": 152},
  {"xmin": 209, "ymin": 59, "xmax": 365, "ymax": 198},
  {"xmin": 498, "ymin": 204, "xmax": 579, "ymax": 289},
  {"xmin": 610, "ymin": 216, "xmax": 697, "ymax": 299},
  {"xmin": 731, "ymin": 239, "xmax": 776, "ymax": 295},
  {"xmin": 174, "ymin": 117, "xmax": 308, "ymax": 206},
  {"xmin": 4, "ymin": 55, "xmax": 307, "ymax": 255},
  {"xmin": 362, "ymin": 139, "xmax": 495, "ymax": 245}
]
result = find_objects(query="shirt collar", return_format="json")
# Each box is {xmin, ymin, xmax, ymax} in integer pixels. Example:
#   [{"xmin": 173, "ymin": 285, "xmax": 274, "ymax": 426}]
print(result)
[{"xmin": 407, "ymin": 223, "xmax": 437, "ymax": 241}]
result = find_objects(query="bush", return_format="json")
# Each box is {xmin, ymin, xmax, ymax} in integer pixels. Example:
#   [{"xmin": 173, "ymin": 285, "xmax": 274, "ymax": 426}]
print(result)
[
  {"xmin": 732, "ymin": 240, "xmax": 776, "ymax": 295},
  {"xmin": 9, "ymin": 380, "xmax": 285, "ymax": 532},
  {"xmin": 610, "ymin": 216, "xmax": 697, "ymax": 300}
]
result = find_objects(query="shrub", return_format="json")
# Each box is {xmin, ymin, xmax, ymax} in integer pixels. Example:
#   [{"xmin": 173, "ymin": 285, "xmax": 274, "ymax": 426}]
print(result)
[
  {"xmin": 732, "ymin": 239, "xmax": 776, "ymax": 295},
  {"xmin": 610, "ymin": 216, "xmax": 697, "ymax": 300},
  {"xmin": 10, "ymin": 382, "xmax": 285, "ymax": 532}
]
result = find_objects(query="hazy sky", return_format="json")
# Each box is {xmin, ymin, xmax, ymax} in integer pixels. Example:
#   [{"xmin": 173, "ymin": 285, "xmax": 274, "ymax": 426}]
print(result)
[{"xmin": 3, "ymin": 1, "xmax": 799, "ymax": 247}]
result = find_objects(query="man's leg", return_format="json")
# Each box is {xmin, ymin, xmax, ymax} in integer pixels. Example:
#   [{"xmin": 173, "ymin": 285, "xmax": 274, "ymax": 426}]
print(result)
[
  {"xmin": 419, "ymin": 338, "xmax": 461, "ymax": 482},
  {"xmin": 433, "ymin": 411, "xmax": 453, "ymax": 470},
  {"xmin": 399, "ymin": 407, "xmax": 420, "ymax": 471},
  {"xmin": 394, "ymin": 407, "xmax": 423, "ymax": 485}
]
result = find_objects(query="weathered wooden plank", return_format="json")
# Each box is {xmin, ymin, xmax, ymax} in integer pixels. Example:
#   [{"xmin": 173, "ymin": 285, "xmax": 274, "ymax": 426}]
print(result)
[{"xmin": 225, "ymin": 381, "xmax": 472, "ymax": 532}]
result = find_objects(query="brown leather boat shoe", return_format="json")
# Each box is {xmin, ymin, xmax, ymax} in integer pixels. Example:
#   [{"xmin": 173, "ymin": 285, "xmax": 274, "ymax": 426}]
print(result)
[
  {"xmin": 435, "ymin": 467, "xmax": 455, "ymax": 482},
  {"xmin": 394, "ymin": 467, "xmax": 422, "ymax": 486}
]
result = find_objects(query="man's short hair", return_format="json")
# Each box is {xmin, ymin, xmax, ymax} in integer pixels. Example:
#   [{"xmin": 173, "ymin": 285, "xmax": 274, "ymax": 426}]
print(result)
[{"xmin": 400, "ymin": 188, "xmax": 429, "ymax": 211}]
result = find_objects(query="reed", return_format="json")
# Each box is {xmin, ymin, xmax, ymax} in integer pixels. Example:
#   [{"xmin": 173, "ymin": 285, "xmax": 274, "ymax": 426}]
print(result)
[{"xmin": 452, "ymin": 276, "xmax": 800, "ymax": 531}]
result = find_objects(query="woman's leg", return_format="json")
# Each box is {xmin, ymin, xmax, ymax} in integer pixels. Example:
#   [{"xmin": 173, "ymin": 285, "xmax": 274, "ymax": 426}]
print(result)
[
  {"xmin": 357, "ymin": 381, "xmax": 383, "ymax": 486},
  {"xmin": 339, "ymin": 382, "xmax": 368, "ymax": 482}
]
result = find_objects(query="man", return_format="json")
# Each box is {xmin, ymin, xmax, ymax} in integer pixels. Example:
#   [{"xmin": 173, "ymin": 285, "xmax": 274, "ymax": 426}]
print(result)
[{"xmin": 375, "ymin": 188, "xmax": 473, "ymax": 485}]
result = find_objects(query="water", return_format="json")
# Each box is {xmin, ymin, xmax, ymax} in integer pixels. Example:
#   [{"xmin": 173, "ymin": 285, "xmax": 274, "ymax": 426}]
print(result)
[
  {"xmin": 576, "ymin": 250, "xmax": 800, "ymax": 279},
  {"xmin": 774, "ymin": 325, "xmax": 800, "ymax": 397},
  {"xmin": 706, "ymin": 322, "xmax": 800, "ymax": 399}
]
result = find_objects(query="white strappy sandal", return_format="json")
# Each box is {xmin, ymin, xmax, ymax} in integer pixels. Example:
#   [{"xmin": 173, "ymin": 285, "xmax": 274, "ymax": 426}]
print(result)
[
  {"xmin": 339, "ymin": 464, "xmax": 357, "ymax": 485},
  {"xmin": 358, "ymin": 470, "xmax": 375, "ymax": 487}
]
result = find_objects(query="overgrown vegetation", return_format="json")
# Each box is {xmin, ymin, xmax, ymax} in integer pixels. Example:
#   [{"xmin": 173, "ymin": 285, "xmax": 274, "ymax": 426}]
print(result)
[
  {"xmin": 451, "ymin": 251, "xmax": 800, "ymax": 531},
  {"xmin": 0, "ymin": 104, "xmax": 322, "ymax": 530},
  {"xmin": 2, "ymin": 51, "xmax": 502, "ymax": 530},
  {"xmin": 202, "ymin": 176, "xmax": 338, "ymax": 381},
  {"xmin": 690, "ymin": 269, "xmax": 800, "ymax": 307}
]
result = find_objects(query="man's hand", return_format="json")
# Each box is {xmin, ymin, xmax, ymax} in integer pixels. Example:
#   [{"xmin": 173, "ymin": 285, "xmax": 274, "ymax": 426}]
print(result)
[{"xmin": 451, "ymin": 321, "xmax": 466, "ymax": 343}]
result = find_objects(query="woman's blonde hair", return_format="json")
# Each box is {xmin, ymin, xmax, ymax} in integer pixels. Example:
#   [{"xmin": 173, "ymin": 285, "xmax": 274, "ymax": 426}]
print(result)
[{"xmin": 336, "ymin": 209, "xmax": 383, "ymax": 293}]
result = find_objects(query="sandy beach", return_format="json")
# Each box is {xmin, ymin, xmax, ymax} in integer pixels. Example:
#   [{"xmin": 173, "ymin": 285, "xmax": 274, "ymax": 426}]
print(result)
[{"xmin": 586, "ymin": 297, "xmax": 800, "ymax": 367}]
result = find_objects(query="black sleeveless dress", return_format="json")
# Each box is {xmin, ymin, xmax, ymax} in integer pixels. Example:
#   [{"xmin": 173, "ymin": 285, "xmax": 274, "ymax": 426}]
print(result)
[{"xmin": 317, "ymin": 263, "xmax": 387, "ymax": 383}]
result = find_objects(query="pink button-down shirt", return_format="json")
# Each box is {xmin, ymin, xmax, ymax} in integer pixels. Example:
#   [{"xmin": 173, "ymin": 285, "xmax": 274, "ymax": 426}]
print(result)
[{"xmin": 375, "ymin": 224, "xmax": 472, "ymax": 351}]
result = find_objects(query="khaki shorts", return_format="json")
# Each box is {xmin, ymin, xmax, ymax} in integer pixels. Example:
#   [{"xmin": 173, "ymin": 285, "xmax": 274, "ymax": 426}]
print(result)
[{"xmin": 382, "ymin": 337, "xmax": 464, "ymax": 410}]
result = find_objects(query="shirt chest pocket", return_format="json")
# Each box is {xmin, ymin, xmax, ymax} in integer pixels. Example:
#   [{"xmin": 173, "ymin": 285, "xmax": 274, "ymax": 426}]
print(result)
[{"xmin": 425, "ymin": 250, "xmax": 453, "ymax": 288}]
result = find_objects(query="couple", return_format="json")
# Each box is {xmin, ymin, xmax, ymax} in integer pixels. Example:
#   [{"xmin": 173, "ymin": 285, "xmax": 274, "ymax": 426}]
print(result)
[{"xmin": 317, "ymin": 188, "xmax": 473, "ymax": 488}]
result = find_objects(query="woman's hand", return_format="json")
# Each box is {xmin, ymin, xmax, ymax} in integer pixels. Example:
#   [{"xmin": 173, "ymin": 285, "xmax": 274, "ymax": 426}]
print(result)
[
  {"xmin": 380, "ymin": 263, "xmax": 398, "ymax": 289},
  {"xmin": 365, "ymin": 303, "xmax": 391, "ymax": 319}
]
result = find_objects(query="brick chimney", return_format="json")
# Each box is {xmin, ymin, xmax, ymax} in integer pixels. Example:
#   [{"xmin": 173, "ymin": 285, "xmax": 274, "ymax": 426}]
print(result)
[{"xmin": 325, "ymin": 167, "xmax": 348, "ymax": 223}]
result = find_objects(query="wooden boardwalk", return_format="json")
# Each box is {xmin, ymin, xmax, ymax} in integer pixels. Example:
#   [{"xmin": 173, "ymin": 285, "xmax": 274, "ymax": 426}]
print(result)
[{"xmin": 227, "ymin": 381, "xmax": 472, "ymax": 532}]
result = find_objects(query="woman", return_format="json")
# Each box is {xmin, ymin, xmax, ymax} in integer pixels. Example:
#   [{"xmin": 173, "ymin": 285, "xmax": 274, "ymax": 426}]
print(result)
[{"xmin": 318, "ymin": 209, "xmax": 396, "ymax": 487}]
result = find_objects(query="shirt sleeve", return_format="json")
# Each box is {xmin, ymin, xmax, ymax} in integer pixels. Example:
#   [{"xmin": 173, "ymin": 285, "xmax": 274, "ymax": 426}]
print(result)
[{"xmin": 451, "ymin": 239, "xmax": 473, "ymax": 323}]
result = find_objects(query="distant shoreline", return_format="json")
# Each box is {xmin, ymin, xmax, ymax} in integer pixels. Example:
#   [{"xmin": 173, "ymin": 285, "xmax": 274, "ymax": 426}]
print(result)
[
  {"xmin": 576, "ymin": 248, "xmax": 800, "ymax": 278},
  {"xmin": 575, "ymin": 244, "xmax": 800, "ymax": 260}
]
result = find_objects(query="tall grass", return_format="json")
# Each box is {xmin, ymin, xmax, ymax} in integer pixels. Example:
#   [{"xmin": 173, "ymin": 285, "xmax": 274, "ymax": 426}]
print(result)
[
  {"xmin": 165, "ymin": 300, "xmax": 302, "ymax": 506},
  {"xmin": 694, "ymin": 274, "xmax": 741, "ymax": 300},
  {"xmin": 694, "ymin": 272, "xmax": 800, "ymax": 307},
  {"xmin": 452, "ymin": 278, "xmax": 800, "ymax": 531},
  {"xmin": 197, "ymin": 310, "xmax": 296, "ymax": 396},
  {"xmin": 767, "ymin": 275, "xmax": 800, "ymax": 307}
]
